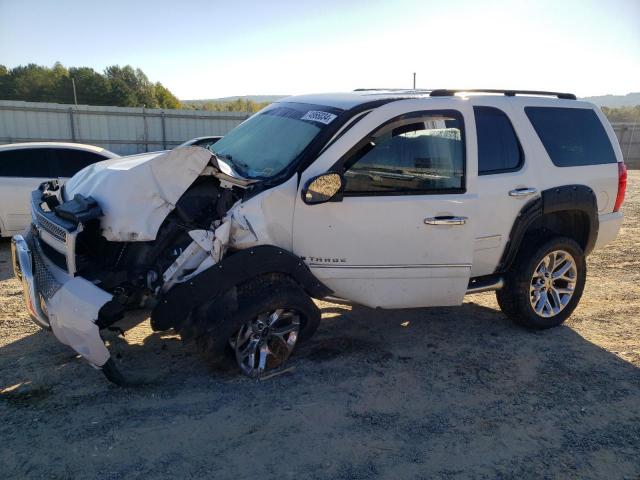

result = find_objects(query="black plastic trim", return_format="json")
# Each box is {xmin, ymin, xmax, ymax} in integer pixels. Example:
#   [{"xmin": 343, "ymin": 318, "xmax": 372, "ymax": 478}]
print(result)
[
  {"xmin": 151, "ymin": 246, "xmax": 332, "ymax": 332},
  {"xmin": 496, "ymin": 196, "xmax": 543, "ymax": 273},
  {"xmin": 542, "ymin": 185, "xmax": 599, "ymax": 254},
  {"xmin": 496, "ymin": 184, "xmax": 599, "ymax": 273},
  {"xmin": 96, "ymin": 300, "xmax": 125, "ymax": 330}
]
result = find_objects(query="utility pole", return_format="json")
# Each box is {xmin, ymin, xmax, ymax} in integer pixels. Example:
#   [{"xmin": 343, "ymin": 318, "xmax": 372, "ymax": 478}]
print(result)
[
  {"xmin": 413, "ymin": 72, "xmax": 416, "ymax": 90},
  {"xmin": 71, "ymin": 77, "xmax": 78, "ymax": 105}
]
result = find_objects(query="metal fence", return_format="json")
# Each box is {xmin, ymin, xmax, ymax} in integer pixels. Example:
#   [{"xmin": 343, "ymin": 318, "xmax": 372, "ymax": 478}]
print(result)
[
  {"xmin": 612, "ymin": 122, "xmax": 640, "ymax": 169},
  {"xmin": 0, "ymin": 100, "xmax": 638, "ymax": 167},
  {"xmin": 0, "ymin": 100, "xmax": 249, "ymax": 156}
]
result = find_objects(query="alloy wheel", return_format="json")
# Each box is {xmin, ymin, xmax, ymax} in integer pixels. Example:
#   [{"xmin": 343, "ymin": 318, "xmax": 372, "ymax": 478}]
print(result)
[
  {"xmin": 232, "ymin": 308, "xmax": 301, "ymax": 377},
  {"xmin": 529, "ymin": 249, "xmax": 578, "ymax": 318}
]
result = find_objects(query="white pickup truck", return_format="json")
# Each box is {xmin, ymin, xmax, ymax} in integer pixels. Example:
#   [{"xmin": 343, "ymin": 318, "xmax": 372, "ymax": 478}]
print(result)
[{"xmin": 12, "ymin": 89, "xmax": 626, "ymax": 383}]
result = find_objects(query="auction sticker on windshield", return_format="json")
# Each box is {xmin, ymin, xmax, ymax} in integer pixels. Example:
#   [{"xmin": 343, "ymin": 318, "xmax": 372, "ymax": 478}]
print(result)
[{"xmin": 301, "ymin": 110, "xmax": 338, "ymax": 125}]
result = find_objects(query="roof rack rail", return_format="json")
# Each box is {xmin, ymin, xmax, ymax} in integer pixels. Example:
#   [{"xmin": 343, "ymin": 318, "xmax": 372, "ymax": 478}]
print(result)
[
  {"xmin": 429, "ymin": 89, "xmax": 577, "ymax": 100},
  {"xmin": 353, "ymin": 88, "xmax": 433, "ymax": 93}
]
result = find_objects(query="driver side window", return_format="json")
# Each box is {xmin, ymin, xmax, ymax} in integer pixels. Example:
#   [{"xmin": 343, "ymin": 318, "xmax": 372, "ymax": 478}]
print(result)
[{"xmin": 343, "ymin": 111, "xmax": 465, "ymax": 195}]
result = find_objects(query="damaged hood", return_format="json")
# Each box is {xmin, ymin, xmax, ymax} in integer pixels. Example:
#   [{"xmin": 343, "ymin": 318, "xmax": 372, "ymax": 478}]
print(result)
[{"xmin": 64, "ymin": 147, "xmax": 212, "ymax": 241}]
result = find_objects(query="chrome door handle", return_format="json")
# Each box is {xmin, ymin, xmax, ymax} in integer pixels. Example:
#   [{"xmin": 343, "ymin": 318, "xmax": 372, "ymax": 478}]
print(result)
[
  {"xmin": 509, "ymin": 187, "xmax": 538, "ymax": 197},
  {"xmin": 424, "ymin": 216, "xmax": 468, "ymax": 225}
]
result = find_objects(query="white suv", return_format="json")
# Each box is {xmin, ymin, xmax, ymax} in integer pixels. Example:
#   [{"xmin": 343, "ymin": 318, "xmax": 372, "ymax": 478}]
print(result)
[{"xmin": 11, "ymin": 89, "xmax": 627, "ymax": 383}]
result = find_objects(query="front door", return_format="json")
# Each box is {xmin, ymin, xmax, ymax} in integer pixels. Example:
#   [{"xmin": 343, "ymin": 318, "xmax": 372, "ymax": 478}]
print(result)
[{"xmin": 293, "ymin": 100, "xmax": 476, "ymax": 308}]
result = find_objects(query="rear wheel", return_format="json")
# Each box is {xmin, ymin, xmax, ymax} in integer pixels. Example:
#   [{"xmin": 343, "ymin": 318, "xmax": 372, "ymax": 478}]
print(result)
[{"xmin": 497, "ymin": 236, "xmax": 586, "ymax": 329}]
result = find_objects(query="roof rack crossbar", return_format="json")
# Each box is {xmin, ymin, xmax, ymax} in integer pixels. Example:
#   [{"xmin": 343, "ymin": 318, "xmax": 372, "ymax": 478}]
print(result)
[{"xmin": 429, "ymin": 89, "xmax": 576, "ymax": 100}]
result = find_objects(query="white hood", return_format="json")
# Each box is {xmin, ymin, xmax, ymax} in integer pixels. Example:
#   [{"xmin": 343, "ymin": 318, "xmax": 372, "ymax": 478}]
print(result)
[{"xmin": 64, "ymin": 147, "xmax": 212, "ymax": 241}]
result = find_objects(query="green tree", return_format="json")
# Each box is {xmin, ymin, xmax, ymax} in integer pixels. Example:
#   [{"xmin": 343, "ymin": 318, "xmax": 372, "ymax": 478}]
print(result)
[
  {"xmin": 0, "ymin": 62, "xmax": 183, "ymax": 109},
  {"xmin": 154, "ymin": 82, "xmax": 181, "ymax": 109},
  {"xmin": 68, "ymin": 66, "xmax": 110, "ymax": 105},
  {"xmin": 104, "ymin": 65, "xmax": 140, "ymax": 106},
  {"xmin": 0, "ymin": 65, "xmax": 8, "ymax": 98}
]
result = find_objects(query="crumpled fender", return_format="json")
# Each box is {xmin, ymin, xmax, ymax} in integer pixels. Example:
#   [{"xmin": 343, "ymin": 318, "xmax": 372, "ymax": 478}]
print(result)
[
  {"xmin": 64, "ymin": 147, "xmax": 212, "ymax": 241},
  {"xmin": 47, "ymin": 276, "xmax": 113, "ymax": 367},
  {"xmin": 151, "ymin": 245, "xmax": 332, "ymax": 332}
]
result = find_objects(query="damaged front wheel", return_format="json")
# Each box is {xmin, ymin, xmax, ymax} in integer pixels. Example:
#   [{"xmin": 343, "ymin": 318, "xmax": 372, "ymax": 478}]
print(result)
[
  {"xmin": 192, "ymin": 278, "xmax": 321, "ymax": 377},
  {"xmin": 232, "ymin": 308, "xmax": 301, "ymax": 377}
]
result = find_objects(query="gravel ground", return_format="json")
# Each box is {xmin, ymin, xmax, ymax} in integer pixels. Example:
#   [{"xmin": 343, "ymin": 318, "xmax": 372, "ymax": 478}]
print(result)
[{"xmin": 1, "ymin": 173, "xmax": 639, "ymax": 479}]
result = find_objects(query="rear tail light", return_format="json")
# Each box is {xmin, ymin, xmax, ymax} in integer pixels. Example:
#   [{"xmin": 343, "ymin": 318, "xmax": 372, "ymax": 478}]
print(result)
[{"xmin": 613, "ymin": 162, "xmax": 627, "ymax": 212}]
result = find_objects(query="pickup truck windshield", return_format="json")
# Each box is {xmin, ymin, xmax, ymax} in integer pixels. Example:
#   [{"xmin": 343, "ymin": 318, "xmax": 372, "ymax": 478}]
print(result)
[{"xmin": 212, "ymin": 102, "xmax": 343, "ymax": 179}]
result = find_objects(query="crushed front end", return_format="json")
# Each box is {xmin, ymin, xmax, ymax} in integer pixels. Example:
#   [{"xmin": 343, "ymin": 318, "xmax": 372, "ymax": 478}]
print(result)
[
  {"xmin": 11, "ymin": 147, "xmax": 248, "ymax": 384},
  {"xmin": 11, "ymin": 188, "xmax": 123, "ymax": 381}
]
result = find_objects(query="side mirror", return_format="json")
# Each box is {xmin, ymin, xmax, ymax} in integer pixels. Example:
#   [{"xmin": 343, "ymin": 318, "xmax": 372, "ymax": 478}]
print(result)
[{"xmin": 302, "ymin": 172, "xmax": 344, "ymax": 205}]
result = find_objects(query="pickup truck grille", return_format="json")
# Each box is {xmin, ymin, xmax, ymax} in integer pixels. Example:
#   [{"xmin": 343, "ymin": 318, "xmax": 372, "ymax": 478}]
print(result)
[
  {"xmin": 32, "ymin": 207, "xmax": 68, "ymax": 243},
  {"xmin": 30, "ymin": 233, "xmax": 63, "ymax": 299},
  {"xmin": 30, "ymin": 189, "xmax": 80, "ymax": 276}
]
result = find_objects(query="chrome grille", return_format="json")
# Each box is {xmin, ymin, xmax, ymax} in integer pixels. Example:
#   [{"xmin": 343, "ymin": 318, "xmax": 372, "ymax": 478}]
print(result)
[
  {"xmin": 33, "ymin": 208, "xmax": 68, "ymax": 243},
  {"xmin": 30, "ymin": 190, "xmax": 79, "ymax": 276},
  {"xmin": 29, "ymin": 234, "xmax": 62, "ymax": 299}
]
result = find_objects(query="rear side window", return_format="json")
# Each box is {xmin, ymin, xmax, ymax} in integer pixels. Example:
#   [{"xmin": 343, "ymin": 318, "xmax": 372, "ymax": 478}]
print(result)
[
  {"xmin": 49, "ymin": 149, "xmax": 107, "ymax": 177},
  {"xmin": 525, "ymin": 107, "xmax": 617, "ymax": 167},
  {"xmin": 0, "ymin": 149, "xmax": 52, "ymax": 177},
  {"xmin": 474, "ymin": 106, "xmax": 523, "ymax": 174}
]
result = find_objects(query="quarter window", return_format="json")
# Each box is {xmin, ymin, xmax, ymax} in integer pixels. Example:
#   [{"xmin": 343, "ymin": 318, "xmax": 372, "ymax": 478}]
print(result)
[
  {"xmin": 525, "ymin": 107, "xmax": 617, "ymax": 167},
  {"xmin": 475, "ymin": 106, "xmax": 523, "ymax": 174},
  {"xmin": 342, "ymin": 111, "xmax": 465, "ymax": 195}
]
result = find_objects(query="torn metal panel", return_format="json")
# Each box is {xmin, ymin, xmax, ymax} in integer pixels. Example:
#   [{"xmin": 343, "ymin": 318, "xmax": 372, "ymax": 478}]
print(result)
[
  {"xmin": 228, "ymin": 175, "xmax": 298, "ymax": 250},
  {"xmin": 47, "ymin": 276, "xmax": 113, "ymax": 367},
  {"xmin": 161, "ymin": 221, "xmax": 233, "ymax": 291},
  {"xmin": 64, "ymin": 147, "xmax": 212, "ymax": 241}
]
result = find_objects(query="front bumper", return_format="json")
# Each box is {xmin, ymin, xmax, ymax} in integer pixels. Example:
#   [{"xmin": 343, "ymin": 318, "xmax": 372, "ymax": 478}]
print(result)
[
  {"xmin": 11, "ymin": 232, "xmax": 114, "ymax": 369},
  {"xmin": 11, "ymin": 234, "xmax": 50, "ymax": 329}
]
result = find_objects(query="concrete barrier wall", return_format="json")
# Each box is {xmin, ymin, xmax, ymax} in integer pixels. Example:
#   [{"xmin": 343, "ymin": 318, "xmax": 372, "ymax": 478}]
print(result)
[{"xmin": 0, "ymin": 100, "xmax": 249, "ymax": 156}]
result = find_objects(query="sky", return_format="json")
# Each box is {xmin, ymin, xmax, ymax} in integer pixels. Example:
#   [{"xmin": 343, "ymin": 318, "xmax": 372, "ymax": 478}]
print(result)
[{"xmin": 1, "ymin": 0, "xmax": 638, "ymax": 99}]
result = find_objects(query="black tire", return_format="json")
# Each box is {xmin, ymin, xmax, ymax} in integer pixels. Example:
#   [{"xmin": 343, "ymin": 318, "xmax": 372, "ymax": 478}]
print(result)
[
  {"xmin": 497, "ymin": 236, "xmax": 587, "ymax": 329},
  {"xmin": 190, "ymin": 277, "xmax": 321, "ymax": 371}
]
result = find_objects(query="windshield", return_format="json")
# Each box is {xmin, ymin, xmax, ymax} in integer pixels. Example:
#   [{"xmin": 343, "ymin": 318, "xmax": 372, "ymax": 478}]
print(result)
[{"xmin": 212, "ymin": 102, "xmax": 343, "ymax": 179}]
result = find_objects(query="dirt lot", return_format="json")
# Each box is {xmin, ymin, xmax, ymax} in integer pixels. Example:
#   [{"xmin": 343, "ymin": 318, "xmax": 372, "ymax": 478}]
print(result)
[{"xmin": 1, "ymin": 173, "xmax": 638, "ymax": 479}]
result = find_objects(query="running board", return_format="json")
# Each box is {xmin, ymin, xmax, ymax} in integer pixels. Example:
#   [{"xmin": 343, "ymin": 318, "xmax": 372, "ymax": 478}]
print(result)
[{"xmin": 467, "ymin": 276, "xmax": 504, "ymax": 294}]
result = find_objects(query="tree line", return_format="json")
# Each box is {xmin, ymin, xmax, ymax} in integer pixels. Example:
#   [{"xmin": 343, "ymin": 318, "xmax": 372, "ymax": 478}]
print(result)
[
  {"xmin": 181, "ymin": 98, "xmax": 271, "ymax": 113},
  {"xmin": 0, "ymin": 63, "xmax": 181, "ymax": 109},
  {"xmin": 0, "ymin": 64, "xmax": 638, "ymax": 121},
  {"xmin": 601, "ymin": 106, "xmax": 640, "ymax": 123}
]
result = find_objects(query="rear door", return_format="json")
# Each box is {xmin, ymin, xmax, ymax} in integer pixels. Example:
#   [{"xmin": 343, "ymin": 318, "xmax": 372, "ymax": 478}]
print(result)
[
  {"xmin": 470, "ymin": 100, "xmax": 538, "ymax": 277},
  {"xmin": 293, "ymin": 99, "xmax": 476, "ymax": 308}
]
